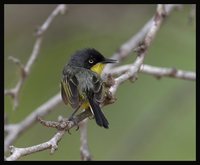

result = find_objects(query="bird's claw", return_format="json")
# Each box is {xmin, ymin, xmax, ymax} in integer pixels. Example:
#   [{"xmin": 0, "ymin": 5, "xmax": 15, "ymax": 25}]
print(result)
[
  {"xmin": 67, "ymin": 129, "xmax": 71, "ymax": 135},
  {"xmin": 67, "ymin": 116, "xmax": 79, "ymax": 132},
  {"xmin": 75, "ymin": 125, "xmax": 79, "ymax": 131}
]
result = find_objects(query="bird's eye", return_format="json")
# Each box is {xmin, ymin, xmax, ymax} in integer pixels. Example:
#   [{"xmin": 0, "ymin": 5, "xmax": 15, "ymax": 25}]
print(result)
[{"xmin": 88, "ymin": 59, "xmax": 94, "ymax": 64}]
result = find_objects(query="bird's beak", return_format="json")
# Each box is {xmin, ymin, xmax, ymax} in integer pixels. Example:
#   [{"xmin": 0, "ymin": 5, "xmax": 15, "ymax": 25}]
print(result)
[{"xmin": 102, "ymin": 58, "xmax": 118, "ymax": 64}]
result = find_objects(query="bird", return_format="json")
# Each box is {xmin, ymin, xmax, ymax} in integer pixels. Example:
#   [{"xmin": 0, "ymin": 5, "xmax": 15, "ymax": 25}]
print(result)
[{"xmin": 61, "ymin": 48, "xmax": 117, "ymax": 128}]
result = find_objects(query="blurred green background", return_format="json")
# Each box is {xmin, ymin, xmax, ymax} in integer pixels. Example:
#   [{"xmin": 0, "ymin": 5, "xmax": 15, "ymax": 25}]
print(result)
[{"xmin": 4, "ymin": 4, "xmax": 196, "ymax": 160}]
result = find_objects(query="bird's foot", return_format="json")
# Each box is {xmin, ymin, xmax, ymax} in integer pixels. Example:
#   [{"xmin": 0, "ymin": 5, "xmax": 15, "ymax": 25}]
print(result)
[{"xmin": 68, "ymin": 116, "xmax": 79, "ymax": 131}]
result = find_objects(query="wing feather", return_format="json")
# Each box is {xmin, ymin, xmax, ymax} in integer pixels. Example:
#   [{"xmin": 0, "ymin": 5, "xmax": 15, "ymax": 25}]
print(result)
[{"xmin": 61, "ymin": 75, "xmax": 80, "ymax": 109}]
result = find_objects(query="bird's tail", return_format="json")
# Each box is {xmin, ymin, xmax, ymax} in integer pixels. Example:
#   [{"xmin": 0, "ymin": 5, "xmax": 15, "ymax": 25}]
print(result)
[{"xmin": 87, "ymin": 97, "xmax": 109, "ymax": 129}]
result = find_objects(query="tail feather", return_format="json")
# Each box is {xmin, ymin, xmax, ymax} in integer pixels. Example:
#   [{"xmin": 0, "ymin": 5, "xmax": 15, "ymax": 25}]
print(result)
[{"xmin": 88, "ymin": 97, "xmax": 109, "ymax": 129}]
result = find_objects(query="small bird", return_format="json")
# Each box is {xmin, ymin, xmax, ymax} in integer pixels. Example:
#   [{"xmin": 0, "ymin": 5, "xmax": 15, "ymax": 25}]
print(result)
[{"xmin": 61, "ymin": 48, "xmax": 117, "ymax": 128}]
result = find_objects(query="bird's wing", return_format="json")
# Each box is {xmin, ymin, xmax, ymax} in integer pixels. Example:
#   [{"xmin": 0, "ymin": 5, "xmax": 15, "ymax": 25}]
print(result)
[
  {"xmin": 92, "ymin": 74, "xmax": 104, "ymax": 103},
  {"xmin": 61, "ymin": 74, "xmax": 80, "ymax": 110}
]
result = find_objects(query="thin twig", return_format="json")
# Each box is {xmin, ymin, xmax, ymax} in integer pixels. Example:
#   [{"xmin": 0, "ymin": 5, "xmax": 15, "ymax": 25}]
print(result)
[
  {"xmin": 140, "ymin": 64, "xmax": 196, "ymax": 81},
  {"xmin": 37, "ymin": 110, "xmax": 92, "ymax": 131},
  {"xmin": 103, "ymin": 4, "xmax": 182, "ymax": 75},
  {"xmin": 4, "ymin": 4, "xmax": 68, "ymax": 111},
  {"xmin": 102, "ymin": 16, "xmax": 152, "ymax": 75},
  {"xmin": 5, "ymin": 131, "xmax": 66, "ymax": 161},
  {"xmin": 5, "ymin": 110, "xmax": 92, "ymax": 161},
  {"xmin": 109, "ymin": 4, "xmax": 179, "ymax": 96},
  {"xmin": 109, "ymin": 64, "xmax": 196, "ymax": 81},
  {"xmin": 4, "ymin": 93, "xmax": 61, "ymax": 153}
]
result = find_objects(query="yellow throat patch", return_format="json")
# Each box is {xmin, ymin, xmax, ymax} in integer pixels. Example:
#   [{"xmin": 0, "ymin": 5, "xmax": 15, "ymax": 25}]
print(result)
[{"xmin": 90, "ymin": 63, "xmax": 105, "ymax": 75}]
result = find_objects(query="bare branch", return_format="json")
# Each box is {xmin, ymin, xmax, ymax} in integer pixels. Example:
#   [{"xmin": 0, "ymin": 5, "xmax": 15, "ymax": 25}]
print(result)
[
  {"xmin": 140, "ymin": 64, "xmax": 196, "ymax": 81},
  {"xmin": 109, "ymin": 64, "xmax": 195, "ymax": 81},
  {"xmin": 36, "ymin": 4, "xmax": 67, "ymax": 36},
  {"xmin": 102, "ymin": 15, "xmax": 152, "ymax": 74},
  {"xmin": 5, "ymin": 110, "xmax": 92, "ymax": 161},
  {"xmin": 103, "ymin": 4, "xmax": 182, "ymax": 75},
  {"xmin": 4, "ymin": 4, "xmax": 68, "ymax": 111},
  {"xmin": 8, "ymin": 56, "xmax": 25, "ymax": 72},
  {"xmin": 5, "ymin": 131, "xmax": 66, "ymax": 161},
  {"xmin": 109, "ymin": 4, "xmax": 174, "ymax": 96},
  {"xmin": 4, "ymin": 93, "xmax": 61, "ymax": 153},
  {"xmin": 4, "ymin": 4, "xmax": 194, "ymax": 161},
  {"xmin": 37, "ymin": 110, "xmax": 92, "ymax": 131},
  {"xmin": 79, "ymin": 119, "xmax": 92, "ymax": 161}
]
